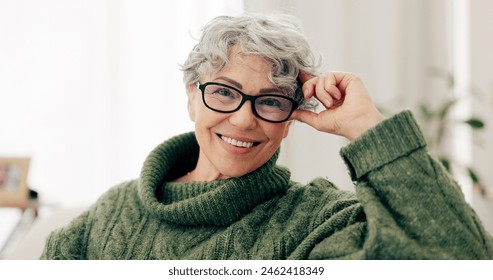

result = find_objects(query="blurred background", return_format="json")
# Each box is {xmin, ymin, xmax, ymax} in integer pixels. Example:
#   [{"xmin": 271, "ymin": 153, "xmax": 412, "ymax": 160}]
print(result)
[{"xmin": 0, "ymin": 0, "xmax": 492, "ymax": 259}]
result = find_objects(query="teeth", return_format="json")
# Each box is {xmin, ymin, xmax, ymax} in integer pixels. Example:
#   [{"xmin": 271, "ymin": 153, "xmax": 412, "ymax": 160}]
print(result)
[{"xmin": 221, "ymin": 135, "xmax": 254, "ymax": 148}]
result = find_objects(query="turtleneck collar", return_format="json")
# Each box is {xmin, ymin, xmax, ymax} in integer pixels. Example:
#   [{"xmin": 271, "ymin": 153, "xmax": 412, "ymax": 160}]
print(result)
[{"xmin": 138, "ymin": 132, "xmax": 291, "ymax": 227}]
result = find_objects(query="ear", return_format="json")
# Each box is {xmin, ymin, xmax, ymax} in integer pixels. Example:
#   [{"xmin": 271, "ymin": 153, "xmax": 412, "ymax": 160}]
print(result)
[
  {"xmin": 186, "ymin": 83, "xmax": 197, "ymax": 122},
  {"xmin": 282, "ymin": 121, "xmax": 292, "ymax": 138}
]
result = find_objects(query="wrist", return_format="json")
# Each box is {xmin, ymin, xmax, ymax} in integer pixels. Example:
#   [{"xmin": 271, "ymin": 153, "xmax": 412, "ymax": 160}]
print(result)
[{"xmin": 344, "ymin": 111, "xmax": 385, "ymax": 141}]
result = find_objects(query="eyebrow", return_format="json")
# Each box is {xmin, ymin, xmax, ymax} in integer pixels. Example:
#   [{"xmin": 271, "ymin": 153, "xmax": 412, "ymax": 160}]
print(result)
[
  {"xmin": 214, "ymin": 76, "xmax": 243, "ymax": 89},
  {"xmin": 214, "ymin": 76, "xmax": 282, "ymax": 94}
]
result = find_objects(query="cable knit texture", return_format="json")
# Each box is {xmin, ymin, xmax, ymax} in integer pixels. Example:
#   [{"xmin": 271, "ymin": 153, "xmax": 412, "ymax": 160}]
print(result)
[{"xmin": 40, "ymin": 111, "xmax": 493, "ymax": 259}]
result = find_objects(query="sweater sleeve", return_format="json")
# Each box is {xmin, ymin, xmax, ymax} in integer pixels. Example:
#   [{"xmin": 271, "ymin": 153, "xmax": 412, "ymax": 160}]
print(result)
[
  {"xmin": 39, "ymin": 210, "xmax": 90, "ymax": 260},
  {"xmin": 336, "ymin": 110, "xmax": 493, "ymax": 259}
]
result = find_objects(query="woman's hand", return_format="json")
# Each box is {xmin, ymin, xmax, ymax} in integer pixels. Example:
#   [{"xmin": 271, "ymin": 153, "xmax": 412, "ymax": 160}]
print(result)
[{"xmin": 290, "ymin": 71, "xmax": 385, "ymax": 141}]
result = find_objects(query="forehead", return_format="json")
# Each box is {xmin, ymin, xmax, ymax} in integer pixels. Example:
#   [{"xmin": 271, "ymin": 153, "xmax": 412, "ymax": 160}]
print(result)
[{"xmin": 216, "ymin": 46, "xmax": 272, "ymax": 78}]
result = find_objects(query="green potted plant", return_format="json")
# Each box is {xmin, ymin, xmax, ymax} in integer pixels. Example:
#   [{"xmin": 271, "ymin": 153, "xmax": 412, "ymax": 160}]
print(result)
[{"xmin": 416, "ymin": 68, "xmax": 487, "ymax": 196}]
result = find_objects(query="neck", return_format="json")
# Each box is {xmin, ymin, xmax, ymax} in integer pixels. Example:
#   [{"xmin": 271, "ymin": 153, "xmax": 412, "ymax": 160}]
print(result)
[
  {"xmin": 174, "ymin": 169, "xmax": 229, "ymax": 182},
  {"xmin": 175, "ymin": 150, "xmax": 229, "ymax": 182}
]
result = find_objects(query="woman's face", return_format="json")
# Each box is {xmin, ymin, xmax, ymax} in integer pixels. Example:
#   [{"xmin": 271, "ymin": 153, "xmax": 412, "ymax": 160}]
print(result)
[{"xmin": 187, "ymin": 46, "xmax": 291, "ymax": 180}]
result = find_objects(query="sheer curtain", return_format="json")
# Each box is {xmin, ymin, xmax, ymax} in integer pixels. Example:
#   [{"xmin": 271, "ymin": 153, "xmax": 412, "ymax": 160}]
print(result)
[{"xmin": 0, "ymin": 0, "xmax": 243, "ymax": 207}]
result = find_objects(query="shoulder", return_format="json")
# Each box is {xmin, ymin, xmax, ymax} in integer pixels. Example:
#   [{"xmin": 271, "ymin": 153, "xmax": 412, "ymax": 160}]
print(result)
[
  {"xmin": 280, "ymin": 178, "xmax": 360, "ymax": 220},
  {"xmin": 88, "ymin": 179, "xmax": 141, "ymax": 224},
  {"xmin": 93, "ymin": 180, "xmax": 139, "ymax": 208},
  {"xmin": 265, "ymin": 178, "xmax": 363, "ymax": 239},
  {"xmin": 40, "ymin": 180, "xmax": 142, "ymax": 259},
  {"xmin": 286, "ymin": 177, "xmax": 356, "ymax": 202}
]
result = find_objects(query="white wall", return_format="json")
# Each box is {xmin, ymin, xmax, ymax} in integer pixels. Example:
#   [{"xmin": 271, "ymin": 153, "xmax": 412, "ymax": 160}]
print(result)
[
  {"xmin": 470, "ymin": 0, "xmax": 493, "ymax": 233},
  {"xmin": 470, "ymin": 0, "xmax": 493, "ymax": 196}
]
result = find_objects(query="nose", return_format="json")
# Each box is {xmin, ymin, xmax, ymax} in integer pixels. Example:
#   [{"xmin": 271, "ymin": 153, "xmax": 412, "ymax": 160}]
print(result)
[{"xmin": 228, "ymin": 101, "xmax": 258, "ymax": 130}]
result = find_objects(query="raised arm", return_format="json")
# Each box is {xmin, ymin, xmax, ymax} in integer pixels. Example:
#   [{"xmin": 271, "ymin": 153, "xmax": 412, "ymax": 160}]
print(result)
[{"xmin": 292, "ymin": 72, "xmax": 493, "ymax": 259}]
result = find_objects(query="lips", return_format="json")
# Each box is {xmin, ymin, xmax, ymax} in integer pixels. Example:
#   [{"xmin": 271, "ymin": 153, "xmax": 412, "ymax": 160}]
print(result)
[{"xmin": 219, "ymin": 135, "xmax": 257, "ymax": 148}]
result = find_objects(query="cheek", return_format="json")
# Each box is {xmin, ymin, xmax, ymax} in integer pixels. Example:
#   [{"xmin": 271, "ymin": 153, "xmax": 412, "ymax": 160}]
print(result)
[
  {"xmin": 193, "ymin": 101, "xmax": 224, "ymax": 128},
  {"xmin": 191, "ymin": 95, "xmax": 213, "ymax": 122},
  {"xmin": 264, "ymin": 123, "xmax": 290, "ymax": 144},
  {"xmin": 187, "ymin": 94, "xmax": 199, "ymax": 121}
]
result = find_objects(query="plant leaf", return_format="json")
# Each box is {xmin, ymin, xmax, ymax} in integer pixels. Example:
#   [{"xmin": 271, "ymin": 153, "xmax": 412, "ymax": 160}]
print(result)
[
  {"xmin": 467, "ymin": 167, "xmax": 480, "ymax": 184},
  {"xmin": 437, "ymin": 99, "xmax": 458, "ymax": 119},
  {"xmin": 419, "ymin": 103, "xmax": 434, "ymax": 120},
  {"xmin": 439, "ymin": 157, "xmax": 451, "ymax": 172},
  {"xmin": 428, "ymin": 67, "xmax": 455, "ymax": 88},
  {"xmin": 465, "ymin": 118, "xmax": 484, "ymax": 129}
]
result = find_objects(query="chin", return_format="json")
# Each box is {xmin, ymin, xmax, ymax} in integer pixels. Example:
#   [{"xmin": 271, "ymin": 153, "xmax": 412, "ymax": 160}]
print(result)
[
  {"xmin": 219, "ymin": 167, "xmax": 253, "ymax": 179},
  {"xmin": 216, "ymin": 161, "xmax": 259, "ymax": 179}
]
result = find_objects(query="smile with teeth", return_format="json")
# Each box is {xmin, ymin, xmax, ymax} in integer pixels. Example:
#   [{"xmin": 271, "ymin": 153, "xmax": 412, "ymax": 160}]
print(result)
[{"xmin": 220, "ymin": 135, "xmax": 255, "ymax": 148}]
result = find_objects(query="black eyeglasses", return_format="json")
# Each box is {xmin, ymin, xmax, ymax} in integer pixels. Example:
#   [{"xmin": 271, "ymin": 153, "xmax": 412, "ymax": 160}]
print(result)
[{"xmin": 197, "ymin": 82, "xmax": 299, "ymax": 123}]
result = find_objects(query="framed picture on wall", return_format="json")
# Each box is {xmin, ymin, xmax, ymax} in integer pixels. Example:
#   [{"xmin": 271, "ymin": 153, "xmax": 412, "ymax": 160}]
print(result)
[{"xmin": 0, "ymin": 158, "xmax": 30, "ymax": 208}]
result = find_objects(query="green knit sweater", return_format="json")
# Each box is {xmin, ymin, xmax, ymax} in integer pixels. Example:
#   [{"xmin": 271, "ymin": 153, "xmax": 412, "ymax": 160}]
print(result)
[{"xmin": 40, "ymin": 111, "xmax": 493, "ymax": 259}]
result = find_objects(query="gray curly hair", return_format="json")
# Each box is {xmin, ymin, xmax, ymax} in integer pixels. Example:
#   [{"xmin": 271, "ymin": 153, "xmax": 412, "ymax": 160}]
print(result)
[{"xmin": 180, "ymin": 14, "xmax": 321, "ymax": 107}]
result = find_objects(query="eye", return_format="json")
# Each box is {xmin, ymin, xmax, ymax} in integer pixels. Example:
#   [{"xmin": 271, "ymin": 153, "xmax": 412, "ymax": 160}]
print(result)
[
  {"xmin": 256, "ymin": 96, "xmax": 293, "ymax": 114},
  {"xmin": 259, "ymin": 97, "xmax": 282, "ymax": 108},
  {"xmin": 212, "ymin": 87, "xmax": 236, "ymax": 98}
]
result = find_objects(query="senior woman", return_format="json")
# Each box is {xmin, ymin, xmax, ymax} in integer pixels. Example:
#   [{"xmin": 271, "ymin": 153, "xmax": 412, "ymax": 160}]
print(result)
[{"xmin": 41, "ymin": 14, "xmax": 493, "ymax": 260}]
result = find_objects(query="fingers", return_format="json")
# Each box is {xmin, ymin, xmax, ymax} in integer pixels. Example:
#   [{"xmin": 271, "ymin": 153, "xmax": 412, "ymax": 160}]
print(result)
[
  {"xmin": 291, "ymin": 71, "xmax": 378, "ymax": 138},
  {"xmin": 317, "ymin": 75, "xmax": 342, "ymax": 108},
  {"xmin": 324, "ymin": 72, "xmax": 344, "ymax": 100},
  {"xmin": 300, "ymin": 73, "xmax": 342, "ymax": 109},
  {"xmin": 290, "ymin": 109, "xmax": 322, "ymax": 131},
  {"xmin": 298, "ymin": 71, "xmax": 361, "ymax": 109},
  {"xmin": 298, "ymin": 71, "xmax": 321, "ymax": 100},
  {"xmin": 290, "ymin": 108, "xmax": 340, "ymax": 134},
  {"xmin": 297, "ymin": 71, "xmax": 315, "ymax": 83}
]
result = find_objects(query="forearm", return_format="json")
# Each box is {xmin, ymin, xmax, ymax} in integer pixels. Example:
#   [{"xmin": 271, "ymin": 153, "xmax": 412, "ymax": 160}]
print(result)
[{"xmin": 341, "ymin": 110, "xmax": 493, "ymax": 259}]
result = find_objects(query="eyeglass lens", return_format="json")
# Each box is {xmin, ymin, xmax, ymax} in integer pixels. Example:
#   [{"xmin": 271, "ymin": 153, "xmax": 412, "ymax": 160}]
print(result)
[{"xmin": 201, "ymin": 83, "xmax": 295, "ymax": 122}]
